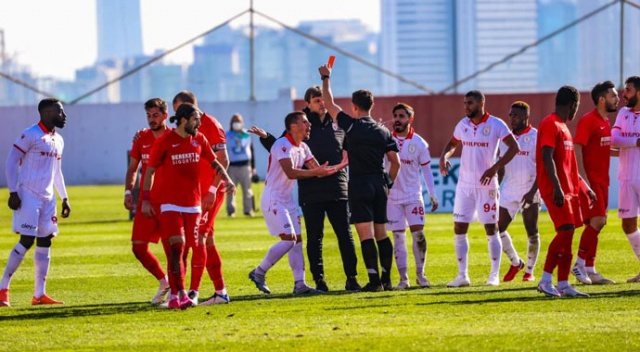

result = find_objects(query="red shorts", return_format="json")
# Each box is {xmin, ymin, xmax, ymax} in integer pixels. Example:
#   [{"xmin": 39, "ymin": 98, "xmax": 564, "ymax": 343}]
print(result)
[
  {"xmin": 579, "ymin": 182, "xmax": 608, "ymax": 221},
  {"xmin": 131, "ymin": 202, "xmax": 162, "ymax": 243},
  {"xmin": 542, "ymin": 193, "xmax": 583, "ymax": 230},
  {"xmin": 198, "ymin": 187, "xmax": 225, "ymax": 237},
  {"xmin": 159, "ymin": 211, "xmax": 201, "ymax": 243}
]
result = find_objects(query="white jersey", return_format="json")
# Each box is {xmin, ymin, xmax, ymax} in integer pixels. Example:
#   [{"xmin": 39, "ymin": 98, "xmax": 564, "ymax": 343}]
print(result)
[
  {"xmin": 11, "ymin": 122, "xmax": 65, "ymax": 200},
  {"xmin": 453, "ymin": 113, "xmax": 512, "ymax": 189},
  {"xmin": 387, "ymin": 128, "xmax": 432, "ymax": 204},
  {"xmin": 612, "ymin": 107, "xmax": 640, "ymax": 181},
  {"xmin": 499, "ymin": 125, "xmax": 537, "ymax": 192},
  {"xmin": 263, "ymin": 134, "xmax": 314, "ymax": 202}
]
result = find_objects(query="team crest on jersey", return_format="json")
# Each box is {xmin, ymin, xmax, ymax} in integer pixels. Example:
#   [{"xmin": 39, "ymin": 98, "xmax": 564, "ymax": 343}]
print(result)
[
  {"xmin": 489, "ymin": 190, "xmax": 496, "ymax": 199},
  {"xmin": 191, "ymin": 140, "xmax": 199, "ymax": 147},
  {"xmin": 332, "ymin": 123, "xmax": 338, "ymax": 131},
  {"xmin": 282, "ymin": 147, "xmax": 287, "ymax": 153},
  {"xmin": 524, "ymin": 136, "xmax": 531, "ymax": 144},
  {"xmin": 409, "ymin": 144, "xmax": 416, "ymax": 153},
  {"xmin": 483, "ymin": 126, "xmax": 491, "ymax": 136},
  {"xmin": 21, "ymin": 134, "xmax": 25, "ymax": 139}
]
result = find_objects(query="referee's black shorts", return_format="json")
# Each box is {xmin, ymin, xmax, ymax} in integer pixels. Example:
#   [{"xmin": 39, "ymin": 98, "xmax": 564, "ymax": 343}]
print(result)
[{"xmin": 348, "ymin": 174, "xmax": 388, "ymax": 224}]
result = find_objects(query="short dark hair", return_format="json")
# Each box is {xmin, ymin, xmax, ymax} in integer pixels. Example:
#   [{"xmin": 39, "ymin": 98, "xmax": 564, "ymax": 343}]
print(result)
[
  {"xmin": 590, "ymin": 81, "xmax": 615, "ymax": 106},
  {"xmin": 392, "ymin": 102, "xmax": 414, "ymax": 117},
  {"xmin": 352, "ymin": 90, "xmax": 374, "ymax": 111},
  {"xmin": 465, "ymin": 90, "xmax": 485, "ymax": 102},
  {"xmin": 625, "ymin": 76, "xmax": 640, "ymax": 91},
  {"xmin": 38, "ymin": 98, "xmax": 61, "ymax": 113},
  {"xmin": 510, "ymin": 101, "xmax": 530, "ymax": 115},
  {"xmin": 284, "ymin": 111, "xmax": 305, "ymax": 131},
  {"xmin": 169, "ymin": 103, "xmax": 200, "ymax": 125},
  {"xmin": 304, "ymin": 86, "xmax": 322, "ymax": 103},
  {"xmin": 173, "ymin": 90, "xmax": 197, "ymax": 106},
  {"xmin": 144, "ymin": 98, "xmax": 168, "ymax": 114},
  {"xmin": 555, "ymin": 85, "xmax": 580, "ymax": 107}
]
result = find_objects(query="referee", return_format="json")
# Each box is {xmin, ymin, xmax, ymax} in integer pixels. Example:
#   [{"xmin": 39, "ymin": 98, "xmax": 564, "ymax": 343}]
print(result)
[{"xmin": 319, "ymin": 64, "xmax": 401, "ymax": 292}]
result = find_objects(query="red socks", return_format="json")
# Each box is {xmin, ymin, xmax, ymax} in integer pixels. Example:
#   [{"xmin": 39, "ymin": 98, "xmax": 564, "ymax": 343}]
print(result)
[
  {"xmin": 579, "ymin": 225, "xmax": 600, "ymax": 267},
  {"xmin": 189, "ymin": 244, "xmax": 207, "ymax": 292},
  {"xmin": 132, "ymin": 243, "xmax": 165, "ymax": 280},
  {"xmin": 543, "ymin": 229, "xmax": 574, "ymax": 280},
  {"xmin": 206, "ymin": 244, "xmax": 225, "ymax": 291}
]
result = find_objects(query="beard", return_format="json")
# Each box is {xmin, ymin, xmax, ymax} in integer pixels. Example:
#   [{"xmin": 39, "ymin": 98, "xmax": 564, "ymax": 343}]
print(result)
[
  {"xmin": 466, "ymin": 108, "xmax": 479, "ymax": 119},
  {"xmin": 394, "ymin": 122, "xmax": 408, "ymax": 133},
  {"xmin": 53, "ymin": 118, "xmax": 66, "ymax": 129},
  {"xmin": 627, "ymin": 95, "xmax": 638, "ymax": 108}
]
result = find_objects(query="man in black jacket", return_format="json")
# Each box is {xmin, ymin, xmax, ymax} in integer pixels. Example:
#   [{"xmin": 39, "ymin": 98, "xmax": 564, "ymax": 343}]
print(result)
[{"xmin": 249, "ymin": 86, "xmax": 361, "ymax": 292}]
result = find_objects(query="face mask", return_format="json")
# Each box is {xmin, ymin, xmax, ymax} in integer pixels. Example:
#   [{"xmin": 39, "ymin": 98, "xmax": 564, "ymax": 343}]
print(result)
[{"xmin": 232, "ymin": 122, "xmax": 243, "ymax": 131}]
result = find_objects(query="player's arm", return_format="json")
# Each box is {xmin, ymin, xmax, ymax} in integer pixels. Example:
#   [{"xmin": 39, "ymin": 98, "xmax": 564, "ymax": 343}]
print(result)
[
  {"xmin": 140, "ymin": 166, "xmax": 156, "ymax": 217},
  {"xmin": 540, "ymin": 146, "xmax": 564, "ymax": 207},
  {"xmin": 336, "ymin": 150, "xmax": 349, "ymax": 170},
  {"xmin": 319, "ymin": 64, "xmax": 343, "ymax": 119},
  {"xmin": 439, "ymin": 137, "xmax": 460, "ymax": 176},
  {"xmin": 420, "ymin": 161, "xmax": 438, "ymax": 212},
  {"xmin": 5, "ymin": 147, "xmax": 23, "ymax": 210},
  {"xmin": 281, "ymin": 158, "xmax": 337, "ymax": 179},
  {"xmin": 480, "ymin": 134, "xmax": 519, "ymax": 186},
  {"xmin": 386, "ymin": 150, "xmax": 400, "ymax": 185},
  {"xmin": 574, "ymin": 144, "xmax": 591, "ymax": 188},
  {"xmin": 496, "ymin": 149, "xmax": 505, "ymax": 184},
  {"xmin": 211, "ymin": 159, "xmax": 235, "ymax": 194},
  {"xmin": 53, "ymin": 157, "xmax": 70, "ymax": 218},
  {"xmin": 247, "ymin": 125, "xmax": 277, "ymax": 151},
  {"xmin": 124, "ymin": 157, "xmax": 141, "ymax": 211},
  {"xmin": 611, "ymin": 126, "xmax": 640, "ymax": 148}
]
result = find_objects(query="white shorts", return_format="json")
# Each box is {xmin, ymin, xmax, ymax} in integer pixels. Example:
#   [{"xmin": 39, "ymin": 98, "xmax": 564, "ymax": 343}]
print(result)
[
  {"xmin": 453, "ymin": 186, "xmax": 499, "ymax": 224},
  {"xmin": 261, "ymin": 193, "xmax": 301, "ymax": 236},
  {"xmin": 386, "ymin": 201, "xmax": 425, "ymax": 232},
  {"xmin": 12, "ymin": 189, "xmax": 59, "ymax": 238},
  {"xmin": 618, "ymin": 179, "xmax": 640, "ymax": 219},
  {"xmin": 500, "ymin": 185, "xmax": 541, "ymax": 220}
]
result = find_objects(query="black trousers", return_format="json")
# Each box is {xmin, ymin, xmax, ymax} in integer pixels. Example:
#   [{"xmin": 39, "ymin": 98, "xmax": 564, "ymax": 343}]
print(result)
[{"xmin": 301, "ymin": 200, "xmax": 358, "ymax": 281}]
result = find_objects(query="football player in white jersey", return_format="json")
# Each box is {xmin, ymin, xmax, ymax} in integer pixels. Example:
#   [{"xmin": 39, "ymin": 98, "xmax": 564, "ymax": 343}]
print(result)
[
  {"xmin": 247, "ymin": 111, "xmax": 340, "ymax": 294},
  {"xmin": 496, "ymin": 101, "xmax": 540, "ymax": 283},
  {"xmin": 386, "ymin": 103, "xmax": 438, "ymax": 289},
  {"xmin": 611, "ymin": 75, "xmax": 640, "ymax": 282},
  {"xmin": 1, "ymin": 98, "xmax": 71, "ymax": 307},
  {"xmin": 439, "ymin": 90, "xmax": 520, "ymax": 287}
]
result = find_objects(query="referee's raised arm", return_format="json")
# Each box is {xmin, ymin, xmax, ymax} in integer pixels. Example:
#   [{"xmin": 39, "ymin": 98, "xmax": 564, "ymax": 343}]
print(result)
[{"xmin": 318, "ymin": 64, "xmax": 343, "ymax": 123}]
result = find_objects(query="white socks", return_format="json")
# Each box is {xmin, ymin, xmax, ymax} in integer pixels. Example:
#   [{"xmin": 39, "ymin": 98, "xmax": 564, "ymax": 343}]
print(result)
[
  {"xmin": 287, "ymin": 241, "xmax": 305, "ymax": 282},
  {"xmin": 34, "ymin": 247, "xmax": 51, "ymax": 297},
  {"xmin": 411, "ymin": 230, "xmax": 427, "ymax": 277},
  {"xmin": 626, "ymin": 230, "xmax": 640, "ymax": 261},
  {"xmin": 257, "ymin": 240, "xmax": 296, "ymax": 275},
  {"xmin": 393, "ymin": 231, "xmax": 409, "ymax": 280},
  {"xmin": 526, "ymin": 235, "xmax": 540, "ymax": 274},
  {"xmin": 499, "ymin": 231, "xmax": 520, "ymax": 266},
  {"xmin": 487, "ymin": 234, "xmax": 502, "ymax": 276},
  {"xmin": 0, "ymin": 243, "xmax": 28, "ymax": 290},
  {"xmin": 454, "ymin": 234, "xmax": 469, "ymax": 277}
]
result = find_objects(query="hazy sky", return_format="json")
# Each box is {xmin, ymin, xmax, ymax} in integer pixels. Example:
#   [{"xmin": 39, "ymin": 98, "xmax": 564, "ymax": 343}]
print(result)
[{"xmin": 0, "ymin": 0, "xmax": 380, "ymax": 80}]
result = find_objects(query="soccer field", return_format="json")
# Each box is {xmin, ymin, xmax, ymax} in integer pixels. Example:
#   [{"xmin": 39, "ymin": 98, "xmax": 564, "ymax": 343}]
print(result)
[{"xmin": 0, "ymin": 185, "xmax": 639, "ymax": 351}]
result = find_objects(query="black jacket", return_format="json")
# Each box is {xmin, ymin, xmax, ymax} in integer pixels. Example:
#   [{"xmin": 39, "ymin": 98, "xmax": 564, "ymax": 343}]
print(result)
[{"xmin": 259, "ymin": 108, "xmax": 348, "ymax": 205}]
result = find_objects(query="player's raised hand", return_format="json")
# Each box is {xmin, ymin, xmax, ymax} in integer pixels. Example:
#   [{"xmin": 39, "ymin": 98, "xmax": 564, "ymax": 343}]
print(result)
[
  {"xmin": 61, "ymin": 198, "xmax": 71, "ymax": 218},
  {"xmin": 8, "ymin": 192, "xmax": 21, "ymax": 210},
  {"xmin": 439, "ymin": 157, "xmax": 451, "ymax": 177},
  {"xmin": 247, "ymin": 126, "xmax": 268, "ymax": 139}
]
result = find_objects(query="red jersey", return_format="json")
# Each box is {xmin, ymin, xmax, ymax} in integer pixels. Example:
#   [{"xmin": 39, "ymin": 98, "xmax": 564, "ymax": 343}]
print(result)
[
  {"xmin": 148, "ymin": 130, "xmax": 216, "ymax": 207},
  {"xmin": 198, "ymin": 112, "xmax": 227, "ymax": 193},
  {"xmin": 536, "ymin": 113, "xmax": 580, "ymax": 198},
  {"xmin": 130, "ymin": 128, "xmax": 171, "ymax": 199},
  {"xmin": 574, "ymin": 109, "xmax": 611, "ymax": 186}
]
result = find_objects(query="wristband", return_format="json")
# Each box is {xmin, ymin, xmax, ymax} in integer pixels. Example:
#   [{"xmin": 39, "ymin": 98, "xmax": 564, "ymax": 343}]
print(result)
[
  {"xmin": 141, "ymin": 190, "xmax": 150, "ymax": 201},
  {"xmin": 321, "ymin": 75, "xmax": 330, "ymax": 81},
  {"xmin": 125, "ymin": 190, "xmax": 132, "ymax": 196},
  {"xmin": 209, "ymin": 185, "xmax": 218, "ymax": 194}
]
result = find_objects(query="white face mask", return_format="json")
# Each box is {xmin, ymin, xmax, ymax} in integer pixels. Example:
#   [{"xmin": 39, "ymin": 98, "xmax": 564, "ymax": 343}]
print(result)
[{"xmin": 232, "ymin": 122, "xmax": 243, "ymax": 131}]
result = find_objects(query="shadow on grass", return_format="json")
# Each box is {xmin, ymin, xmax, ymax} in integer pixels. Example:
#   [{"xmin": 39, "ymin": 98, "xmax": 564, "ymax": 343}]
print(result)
[
  {"xmin": 223, "ymin": 288, "xmax": 362, "ymax": 303},
  {"xmin": 64, "ymin": 219, "xmax": 128, "ymax": 226},
  {"xmin": 0, "ymin": 301, "xmax": 155, "ymax": 321}
]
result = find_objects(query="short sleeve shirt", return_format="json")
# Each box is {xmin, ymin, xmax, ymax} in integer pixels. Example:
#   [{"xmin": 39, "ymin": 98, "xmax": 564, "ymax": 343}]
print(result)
[
  {"xmin": 129, "ymin": 128, "xmax": 171, "ymax": 194},
  {"xmin": 452, "ymin": 113, "xmax": 511, "ymax": 189},
  {"xmin": 499, "ymin": 125, "xmax": 537, "ymax": 192},
  {"xmin": 612, "ymin": 107, "xmax": 640, "ymax": 181},
  {"xmin": 536, "ymin": 113, "xmax": 579, "ymax": 197},
  {"xmin": 264, "ymin": 133, "xmax": 314, "ymax": 202},
  {"xmin": 574, "ymin": 109, "xmax": 611, "ymax": 186},
  {"xmin": 388, "ymin": 127, "xmax": 432, "ymax": 204},
  {"xmin": 336, "ymin": 111, "xmax": 398, "ymax": 177},
  {"xmin": 148, "ymin": 130, "xmax": 216, "ymax": 207}
]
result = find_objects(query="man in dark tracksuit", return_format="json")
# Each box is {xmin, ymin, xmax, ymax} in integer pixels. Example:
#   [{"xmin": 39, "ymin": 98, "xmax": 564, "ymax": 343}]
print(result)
[{"xmin": 254, "ymin": 86, "xmax": 361, "ymax": 292}]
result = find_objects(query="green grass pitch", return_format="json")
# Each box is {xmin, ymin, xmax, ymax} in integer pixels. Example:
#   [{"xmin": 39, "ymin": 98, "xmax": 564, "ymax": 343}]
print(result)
[{"xmin": 0, "ymin": 185, "xmax": 639, "ymax": 351}]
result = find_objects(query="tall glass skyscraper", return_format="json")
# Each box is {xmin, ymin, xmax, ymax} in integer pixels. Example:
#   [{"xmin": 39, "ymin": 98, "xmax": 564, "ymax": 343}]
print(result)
[{"xmin": 96, "ymin": 0, "xmax": 143, "ymax": 63}]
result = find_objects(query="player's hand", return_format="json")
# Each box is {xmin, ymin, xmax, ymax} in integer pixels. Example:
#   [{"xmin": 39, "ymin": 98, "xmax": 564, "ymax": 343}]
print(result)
[
  {"xmin": 439, "ymin": 157, "xmax": 451, "ymax": 177},
  {"xmin": 224, "ymin": 181, "xmax": 237, "ymax": 196},
  {"xmin": 315, "ymin": 162, "xmax": 338, "ymax": 178},
  {"xmin": 61, "ymin": 198, "xmax": 71, "ymax": 218},
  {"xmin": 247, "ymin": 126, "xmax": 268, "ymax": 139},
  {"xmin": 586, "ymin": 188, "xmax": 597, "ymax": 208},
  {"xmin": 479, "ymin": 166, "xmax": 498, "ymax": 186},
  {"xmin": 552, "ymin": 186, "xmax": 565, "ymax": 207},
  {"xmin": 132, "ymin": 129, "xmax": 144, "ymax": 142},
  {"xmin": 429, "ymin": 195, "xmax": 439, "ymax": 212},
  {"xmin": 521, "ymin": 191, "xmax": 535, "ymax": 210},
  {"xmin": 318, "ymin": 64, "xmax": 332, "ymax": 78},
  {"xmin": 202, "ymin": 191, "xmax": 216, "ymax": 211},
  {"xmin": 124, "ymin": 193, "xmax": 134, "ymax": 211},
  {"xmin": 8, "ymin": 192, "xmax": 21, "ymax": 210},
  {"xmin": 141, "ymin": 200, "xmax": 155, "ymax": 218}
]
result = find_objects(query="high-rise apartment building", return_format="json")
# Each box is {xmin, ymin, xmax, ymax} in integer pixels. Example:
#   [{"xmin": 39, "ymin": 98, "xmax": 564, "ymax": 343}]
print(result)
[{"xmin": 96, "ymin": 0, "xmax": 144, "ymax": 63}]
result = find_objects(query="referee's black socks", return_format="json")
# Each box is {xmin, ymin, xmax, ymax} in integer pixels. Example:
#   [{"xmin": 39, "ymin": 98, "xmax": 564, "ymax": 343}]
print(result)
[
  {"xmin": 361, "ymin": 239, "xmax": 381, "ymax": 285},
  {"xmin": 377, "ymin": 237, "xmax": 393, "ymax": 284}
]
